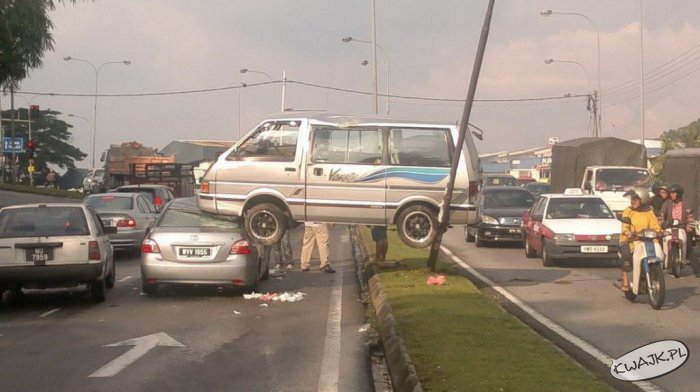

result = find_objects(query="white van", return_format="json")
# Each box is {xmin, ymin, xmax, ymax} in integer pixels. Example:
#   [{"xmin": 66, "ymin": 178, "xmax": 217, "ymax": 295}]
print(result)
[{"xmin": 198, "ymin": 113, "xmax": 480, "ymax": 248}]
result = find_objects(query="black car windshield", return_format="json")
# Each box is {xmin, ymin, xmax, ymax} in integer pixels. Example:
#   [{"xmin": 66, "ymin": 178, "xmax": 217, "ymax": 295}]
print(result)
[
  {"xmin": 483, "ymin": 190, "xmax": 534, "ymax": 208},
  {"xmin": 158, "ymin": 209, "xmax": 240, "ymax": 230},
  {"xmin": 0, "ymin": 206, "xmax": 89, "ymax": 237},
  {"xmin": 486, "ymin": 176, "xmax": 518, "ymax": 186},
  {"xmin": 85, "ymin": 195, "xmax": 133, "ymax": 211},
  {"xmin": 546, "ymin": 198, "xmax": 615, "ymax": 219}
]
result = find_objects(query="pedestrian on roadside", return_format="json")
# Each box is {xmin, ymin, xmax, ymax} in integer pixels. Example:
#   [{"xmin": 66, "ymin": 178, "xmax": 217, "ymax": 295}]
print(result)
[
  {"xmin": 371, "ymin": 226, "xmax": 389, "ymax": 263},
  {"xmin": 269, "ymin": 225, "xmax": 294, "ymax": 277},
  {"xmin": 46, "ymin": 170, "xmax": 57, "ymax": 189},
  {"xmin": 300, "ymin": 222, "xmax": 335, "ymax": 273}
]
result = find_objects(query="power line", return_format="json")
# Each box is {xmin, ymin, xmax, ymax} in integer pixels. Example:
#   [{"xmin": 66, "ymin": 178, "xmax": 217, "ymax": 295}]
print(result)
[{"xmin": 604, "ymin": 61, "xmax": 700, "ymax": 107}]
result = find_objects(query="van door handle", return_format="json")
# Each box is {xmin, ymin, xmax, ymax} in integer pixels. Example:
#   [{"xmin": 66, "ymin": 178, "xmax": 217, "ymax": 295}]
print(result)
[
  {"xmin": 313, "ymin": 168, "xmax": 323, "ymax": 176},
  {"xmin": 285, "ymin": 167, "xmax": 296, "ymax": 172}
]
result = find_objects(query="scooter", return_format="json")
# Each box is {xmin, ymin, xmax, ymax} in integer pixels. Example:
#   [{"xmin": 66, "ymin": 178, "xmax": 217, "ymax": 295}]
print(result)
[
  {"xmin": 663, "ymin": 221, "xmax": 686, "ymax": 279},
  {"xmin": 620, "ymin": 217, "xmax": 666, "ymax": 310}
]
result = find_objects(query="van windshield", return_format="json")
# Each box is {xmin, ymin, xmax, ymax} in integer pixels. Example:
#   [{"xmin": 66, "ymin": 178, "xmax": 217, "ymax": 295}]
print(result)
[
  {"xmin": 595, "ymin": 168, "xmax": 650, "ymax": 191},
  {"xmin": 232, "ymin": 121, "xmax": 299, "ymax": 161}
]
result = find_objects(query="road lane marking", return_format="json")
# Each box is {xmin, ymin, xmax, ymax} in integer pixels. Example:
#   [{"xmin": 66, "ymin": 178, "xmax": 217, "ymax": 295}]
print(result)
[
  {"xmin": 39, "ymin": 308, "xmax": 60, "ymax": 318},
  {"xmin": 317, "ymin": 269, "xmax": 343, "ymax": 392},
  {"xmin": 117, "ymin": 276, "xmax": 133, "ymax": 283},
  {"xmin": 441, "ymin": 245, "xmax": 666, "ymax": 392},
  {"xmin": 89, "ymin": 332, "xmax": 184, "ymax": 378}
]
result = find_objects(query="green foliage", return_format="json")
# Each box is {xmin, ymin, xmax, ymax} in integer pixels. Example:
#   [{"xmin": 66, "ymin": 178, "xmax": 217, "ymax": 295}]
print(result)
[
  {"xmin": 1, "ymin": 108, "xmax": 87, "ymax": 170},
  {"xmin": 660, "ymin": 118, "xmax": 700, "ymax": 153}
]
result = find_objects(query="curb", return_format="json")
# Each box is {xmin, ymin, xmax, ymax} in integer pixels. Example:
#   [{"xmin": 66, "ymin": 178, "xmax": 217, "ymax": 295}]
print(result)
[{"xmin": 353, "ymin": 226, "xmax": 423, "ymax": 392}]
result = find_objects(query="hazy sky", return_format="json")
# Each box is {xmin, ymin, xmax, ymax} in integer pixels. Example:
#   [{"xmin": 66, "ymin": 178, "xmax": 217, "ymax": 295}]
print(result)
[{"xmin": 8, "ymin": 0, "xmax": 700, "ymax": 167}]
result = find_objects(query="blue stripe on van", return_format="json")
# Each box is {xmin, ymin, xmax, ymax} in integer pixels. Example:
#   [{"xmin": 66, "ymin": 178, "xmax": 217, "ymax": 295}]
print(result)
[{"xmin": 355, "ymin": 167, "xmax": 449, "ymax": 184}]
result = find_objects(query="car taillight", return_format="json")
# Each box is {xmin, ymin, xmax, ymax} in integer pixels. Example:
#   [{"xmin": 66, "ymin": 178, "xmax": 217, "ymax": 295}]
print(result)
[
  {"xmin": 88, "ymin": 241, "xmax": 101, "ymax": 260},
  {"xmin": 469, "ymin": 181, "xmax": 479, "ymax": 197},
  {"xmin": 154, "ymin": 196, "xmax": 163, "ymax": 208},
  {"xmin": 117, "ymin": 216, "xmax": 136, "ymax": 227},
  {"xmin": 142, "ymin": 239, "xmax": 161, "ymax": 254},
  {"xmin": 230, "ymin": 240, "xmax": 251, "ymax": 255}
]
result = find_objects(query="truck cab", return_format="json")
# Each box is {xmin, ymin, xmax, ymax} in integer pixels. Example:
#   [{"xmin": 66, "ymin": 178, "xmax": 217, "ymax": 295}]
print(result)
[{"xmin": 581, "ymin": 166, "xmax": 653, "ymax": 213}]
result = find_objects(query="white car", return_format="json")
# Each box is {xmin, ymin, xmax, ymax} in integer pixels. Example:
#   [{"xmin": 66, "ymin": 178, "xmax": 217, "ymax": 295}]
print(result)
[{"xmin": 522, "ymin": 190, "xmax": 621, "ymax": 266}]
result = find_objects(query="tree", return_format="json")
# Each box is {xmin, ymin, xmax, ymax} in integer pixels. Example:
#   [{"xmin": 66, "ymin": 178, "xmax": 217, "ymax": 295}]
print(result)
[
  {"xmin": 0, "ymin": 0, "xmax": 81, "ymax": 89},
  {"xmin": 1, "ymin": 107, "xmax": 87, "ymax": 170},
  {"xmin": 660, "ymin": 118, "xmax": 700, "ymax": 152}
]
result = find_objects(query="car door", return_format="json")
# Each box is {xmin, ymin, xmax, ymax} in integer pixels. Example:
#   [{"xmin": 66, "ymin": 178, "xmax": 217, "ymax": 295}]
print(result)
[
  {"xmin": 524, "ymin": 197, "xmax": 545, "ymax": 250},
  {"xmin": 87, "ymin": 206, "xmax": 113, "ymax": 262},
  {"xmin": 305, "ymin": 126, "xmax": 386, "ymax": 224}
]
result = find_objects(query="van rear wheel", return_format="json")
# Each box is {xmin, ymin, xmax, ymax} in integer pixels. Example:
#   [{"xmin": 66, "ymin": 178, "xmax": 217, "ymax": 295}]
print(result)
[
  {"xmin": 397, "ymin": 205, "xmax": 438, "ymax": 248},
  {"xmin": 245, "ymin": 203, "xmax": 286, "ymax": 246}
]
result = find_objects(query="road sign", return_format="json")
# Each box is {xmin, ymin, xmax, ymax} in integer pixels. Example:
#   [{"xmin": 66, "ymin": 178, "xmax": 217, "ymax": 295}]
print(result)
[
  {"xmin": 3, "ymin": 137, "xmax": 24, "ymax": 153},
  {"xmin": 28, "ymin": 164, "xmax": 35, "ymax": 173}
]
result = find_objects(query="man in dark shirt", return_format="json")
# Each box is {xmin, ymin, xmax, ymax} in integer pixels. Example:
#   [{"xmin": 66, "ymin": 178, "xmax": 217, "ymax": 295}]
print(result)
[{"xmin": 649, "ymin": 183, "xmax": 668, "ymax": 217}]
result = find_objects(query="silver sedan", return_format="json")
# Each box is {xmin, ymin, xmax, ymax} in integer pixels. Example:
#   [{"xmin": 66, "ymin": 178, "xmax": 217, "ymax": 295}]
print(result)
[
  {"xmin": 140, "ymin": 197, "xmax": 267, "ymax": 295},
  {"xmin": 0, "ymin": 203, "xmax": 116, "ymax": 302},
  {"xmin": 84, "ymin": 193, "xmax": 158, "ymax": 253}
]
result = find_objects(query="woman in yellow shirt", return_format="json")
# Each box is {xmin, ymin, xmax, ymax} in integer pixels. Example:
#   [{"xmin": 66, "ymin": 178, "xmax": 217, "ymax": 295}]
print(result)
[{"xmin": 618, "ymin": 188, "xmax": 661, "ymax": 292}]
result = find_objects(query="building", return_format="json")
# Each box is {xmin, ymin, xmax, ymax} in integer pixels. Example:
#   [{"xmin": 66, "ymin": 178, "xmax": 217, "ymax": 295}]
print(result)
[{"xmin": 480, "ymin": 146, "xmax": 552, "ymax": 182}]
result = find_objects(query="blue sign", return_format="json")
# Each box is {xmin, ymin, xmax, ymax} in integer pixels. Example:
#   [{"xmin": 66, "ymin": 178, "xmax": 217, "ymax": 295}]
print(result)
[{"xmin": 3, "ymin": 137, "xmax": 24, "ymax": 153}]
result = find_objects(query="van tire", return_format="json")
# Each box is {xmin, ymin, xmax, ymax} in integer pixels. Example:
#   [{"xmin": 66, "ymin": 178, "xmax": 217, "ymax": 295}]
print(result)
[
  {"xmin": 397, "ymin": 205, "xmax": 438, "ymax": 248},
  {"xmin": 244, "ymin": 203, "xmax": 286, "ymax": 246},
  {"xmin": 90, "ymin": 279, "xmax": 107, "ymax": 302}
]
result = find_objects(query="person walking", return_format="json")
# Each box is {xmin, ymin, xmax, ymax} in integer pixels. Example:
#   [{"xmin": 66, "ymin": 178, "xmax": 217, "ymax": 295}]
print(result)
[
  {"xmin": 269, "ymin": 229, "xmax": 294, "ymax": 277},
  {"xmin": 300, "ymin": 222, "xmax": 335, "ymax": 273},
  {"xmin": 371, "ymin": 226, "xmax": 389, "ymax": 263}
]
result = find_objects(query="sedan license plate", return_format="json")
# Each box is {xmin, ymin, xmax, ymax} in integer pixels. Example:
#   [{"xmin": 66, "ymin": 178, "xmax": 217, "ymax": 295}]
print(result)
[
  {"xmin": 26, "ymin": 247, "xmax": 53, "ymax": 264},
  {"xmin": 178, "ymin": 247, "xmax": 211, "ymax": 257},
  {"xmin": 508, "ymin": 228, "xmax": 521, "ymax": 234},
  {"xmin": 581, "ymin": 245, "xmax": 608, "ymax": 253}
]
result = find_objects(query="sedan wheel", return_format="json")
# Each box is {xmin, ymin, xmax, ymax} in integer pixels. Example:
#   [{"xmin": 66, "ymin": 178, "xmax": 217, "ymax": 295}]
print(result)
[
  {"xmin": 474, "ymin": 230, "xmax": 485, "ymax": 248},
  {"xmin": 541, "ymin": 241, "xmax": 554, "ymax": 267},
  {"xmin": 525, "ymin": 238, "xmax": 537, "ymax": 258}
]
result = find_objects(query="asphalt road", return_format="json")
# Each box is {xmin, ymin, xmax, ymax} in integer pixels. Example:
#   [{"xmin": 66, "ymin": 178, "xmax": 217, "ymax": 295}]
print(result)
[
  {"xmin": 442, "ymin": 228, "xmax": 699, "ymax": 392},
  {"xmin": 0, "ymin": 191, "xmax": 372, "ymax": 392}
]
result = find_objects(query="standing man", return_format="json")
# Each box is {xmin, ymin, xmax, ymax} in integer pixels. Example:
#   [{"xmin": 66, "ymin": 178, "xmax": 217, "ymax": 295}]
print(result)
[
  {"xmin": 371, "ymin": 226, "xmax": 389, "ymax": 263},
  {"xmin": 300, "ymin": 222, "xmax": 335, "ymax": 273},
  {"xmin": 269, "ymin": 228, "xmax": 294, "ymax": 276}
]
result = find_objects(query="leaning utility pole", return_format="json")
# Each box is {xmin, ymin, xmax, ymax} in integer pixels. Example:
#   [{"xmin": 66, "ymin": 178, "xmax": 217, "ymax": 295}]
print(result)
[{"xmin": 427, "ymin": 0, "xmax": 496, "ymax": 271}]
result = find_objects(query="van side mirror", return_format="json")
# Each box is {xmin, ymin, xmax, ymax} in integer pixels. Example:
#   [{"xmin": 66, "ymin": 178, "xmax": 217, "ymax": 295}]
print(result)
[{"xmin": 621, "ymin": 217, "xmax": 632, "ymax": 224}]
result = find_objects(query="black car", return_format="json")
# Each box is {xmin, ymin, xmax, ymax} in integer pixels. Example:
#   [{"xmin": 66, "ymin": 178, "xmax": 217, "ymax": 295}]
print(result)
[
  {"xmin": 466, "ymin": 186, "xmax": 535, "ymax": 247},
  {"xmin": 525, "ymin": 182, "xmax": 551, "ymax": 198}
]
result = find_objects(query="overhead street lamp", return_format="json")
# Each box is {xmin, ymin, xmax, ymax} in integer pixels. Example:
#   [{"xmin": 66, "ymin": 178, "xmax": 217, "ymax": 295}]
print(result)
[
  {"xmin": 63, "ymin": 56, "xmax": 131, "ymax": 169},
  {"xmin": 544, "ymin": 58, "xmax": 591, "ymax": 91},
  {"xmin": 240, "ymin": 68, "xmax": 279, "ymax": 112},
  {"xmin": 544, "ymin": 58, "xmax": 598, "ymax": 137},
  {"xmin": 342, "ymin": 36, "xmax": 390, "ymax": 114},
  {"xmin": 67, "ymin": 113, "xmax": 92, "ymax": 161},
  {"xmin": 540, "ymin": 9, "xmax": 602, "ymax": 136}
]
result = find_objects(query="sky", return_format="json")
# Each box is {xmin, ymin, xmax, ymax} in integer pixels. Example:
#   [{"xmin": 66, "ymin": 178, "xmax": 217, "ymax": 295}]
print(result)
[{"xmin": 4, "ymin": 0, "xmax": 700, "ymax": 167}]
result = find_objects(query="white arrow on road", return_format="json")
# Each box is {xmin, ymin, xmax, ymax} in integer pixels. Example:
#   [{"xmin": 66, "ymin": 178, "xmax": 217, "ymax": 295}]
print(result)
[{"xmin": 89, "ymin": 332, "xmax": 185, "ymax": 378}]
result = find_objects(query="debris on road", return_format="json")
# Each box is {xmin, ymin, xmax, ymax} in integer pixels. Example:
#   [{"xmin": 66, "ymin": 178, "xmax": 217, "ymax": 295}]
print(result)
[
  {"xmin": 358, "ymin": 324, "xmax": 370, "ymax": 333},
  {"xmin": 243, "ymin": 291, "xmax": 307, "ymax": 303},
  {"xmin": 427, "ymin": 274, "xmax": 446, "ymax": 286},
  {"xmin": 233, "ymin": 310, "xmax": 241, "ymax": 315},
  {"xmin": 259, "ymin": 303, "xmax": 269, "ymax": 307}
]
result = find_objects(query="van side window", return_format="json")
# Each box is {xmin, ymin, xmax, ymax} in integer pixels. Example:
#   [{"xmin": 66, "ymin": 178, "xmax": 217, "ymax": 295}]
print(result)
[
  {"xmin": 228, "ymin": 121, "xmax": 299, "ymax": 161},
  {"xmin": 389, "ymin": 128, "xmax": 451, "ymax": 167},
  {"xmin": 311, "ymin": 127, "xmax": 383, "ymax": 165}
]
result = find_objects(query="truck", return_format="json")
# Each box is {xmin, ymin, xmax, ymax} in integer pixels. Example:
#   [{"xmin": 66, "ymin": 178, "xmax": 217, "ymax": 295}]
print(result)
[
  {"xmin": 662, "ymin": 148, "xmax": 700, "ymax": 214},
  {"xmin": 100, "ymin": 142, "xmax": 174, "ymax": 192},
  {"xmin": 550, "ymin": 137, "xmax": 651, "ymax": 213},
  {"xmin": 128, "ymin": 162, "xmax": 196, "ymax": 197}
]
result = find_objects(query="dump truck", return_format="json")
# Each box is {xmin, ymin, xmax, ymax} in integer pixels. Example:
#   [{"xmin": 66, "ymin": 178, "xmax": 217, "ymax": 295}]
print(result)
[
  {"xmin": 550, "ymin": 137, "xmax": 650, "ymax": 213},
  {"xmin": 99, "ymin": 142, "xmax": 174, "ymax": 192},
  {"xmin": 129, "ymin": 162, "xmax": 196, "ymax": 197}
]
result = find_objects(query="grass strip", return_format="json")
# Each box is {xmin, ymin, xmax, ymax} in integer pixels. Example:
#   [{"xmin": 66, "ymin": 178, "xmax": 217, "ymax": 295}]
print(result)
[
  {"xmin": 0, "ymin": 183, "xmax": 84, "ymax": 199},
  {"xmin": 362, "ymin": 226, "xmax": 611, "ymax": 392}
]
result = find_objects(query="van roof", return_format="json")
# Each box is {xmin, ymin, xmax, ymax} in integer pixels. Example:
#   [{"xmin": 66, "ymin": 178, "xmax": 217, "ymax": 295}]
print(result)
[{"xmin": 259, "ymin": 112, "xmax": 458, "ymax": 128}]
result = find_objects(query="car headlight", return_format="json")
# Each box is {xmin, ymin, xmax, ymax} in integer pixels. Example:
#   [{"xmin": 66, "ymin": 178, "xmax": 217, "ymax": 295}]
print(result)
[
  {"xmin": 553, "ymin": 233, "xmax": 575, "ymax": 241},
  {"xmin": 481, "ymin": 215, "xmax": 499, "ymax": 225}
]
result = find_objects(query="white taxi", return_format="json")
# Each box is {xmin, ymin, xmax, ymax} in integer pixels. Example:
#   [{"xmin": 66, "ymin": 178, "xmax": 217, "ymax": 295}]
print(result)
[{"xmin": 522, "ymin": 189, "xmax": 621, "ymax": 266}]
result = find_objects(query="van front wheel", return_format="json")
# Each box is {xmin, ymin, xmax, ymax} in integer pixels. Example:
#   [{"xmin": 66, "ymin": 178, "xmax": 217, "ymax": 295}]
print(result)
[
  {"xmin": 245, "ymin": 203, "xmax": 286, "ymax": 246},
  {"xmin": 397, "ymin": 205, "xmax": 438, "ymax": 248}
]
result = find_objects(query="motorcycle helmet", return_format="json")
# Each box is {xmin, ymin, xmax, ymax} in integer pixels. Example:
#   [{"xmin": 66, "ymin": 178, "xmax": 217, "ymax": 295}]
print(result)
[
  {"xmin": 668, "ymin": 183, "xmax": 684, "ymax": 198},
  {"xmin": 651, "ymin": 182, "xmax": 667, "ymax": 193},
  {"xmin": 623, "ymin": 187, "xmax": 651, "ymax": 205}
]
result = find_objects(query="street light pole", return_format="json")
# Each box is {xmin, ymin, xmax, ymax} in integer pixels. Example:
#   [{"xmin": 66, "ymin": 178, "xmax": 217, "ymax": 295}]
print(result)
[
  {"xmin": 370, "ymin": 0, "xmax": 379, "ymax": 114},
  {"xmin": 540, "ymin": 9, "xmax": 602, "ymax": 136},
  {"xmin": 63, "ymin": 57, "xmax": 130, "ymax": 169},
  {"xmin": 240, "ymin": 68, "xmax": 277, "ymax": 112},
  {"xmin": 544, "ymin": 58, "xmax": 597, "ymax": 137},
  {"xmin": 544, "ymin": 58, "xmax": 591, "ymax": 91},
  {"xmin": 343, "ymin": 37, "xmax": 391, "ymax": 114},
  {"xmin": 639, "ymin": 0, "xmax": 646, "ymax": 146}
]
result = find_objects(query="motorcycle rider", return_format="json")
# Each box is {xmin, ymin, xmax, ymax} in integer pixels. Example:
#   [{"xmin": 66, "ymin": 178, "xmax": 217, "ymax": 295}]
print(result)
[
  {"xmin": 660, "ymin": 183, "xmax": 692, "ymax": 265},
  {"xmin": 649, "ymin": 183, "xmax": 668, "ymax": 217},
  {"xmin": 618, "ymin": 187, "xmax": 661, "ymax": 292}
]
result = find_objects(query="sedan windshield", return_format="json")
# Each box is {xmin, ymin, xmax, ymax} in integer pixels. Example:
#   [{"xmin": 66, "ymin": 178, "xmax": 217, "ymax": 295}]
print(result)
[
  {"xmin": 85, "ymin": 195, "xmax": 134, "ymax": 211},
  {"xmin": 483, "ymin": 190, "xmax": 534, "ymax": 208},
  {"xmin": 158, "ymin": 209, "xmax": 240, "ymax": 230},
  {"xmin": 546, "ymin": 198, "xmax": 615, "ymax": 220},
  {"xmin": 486, "ymin": 176, "xmax": 518, "ymax": 186},
  {"xmin": 0, "ymin": 206, "xmax": 89, "ymax": 237}
]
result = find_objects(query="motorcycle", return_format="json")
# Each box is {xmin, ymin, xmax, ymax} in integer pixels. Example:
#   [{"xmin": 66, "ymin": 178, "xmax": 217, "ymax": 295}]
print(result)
[
  {"xmin": 620, "ymin": 217, "xmax": 666, "ymax": 310},
  {"xmin": 663, "ymin": 221, "xmax": 687, "ymax": 279}
]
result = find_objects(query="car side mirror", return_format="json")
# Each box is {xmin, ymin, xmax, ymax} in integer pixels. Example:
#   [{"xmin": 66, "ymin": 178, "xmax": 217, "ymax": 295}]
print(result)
[
  {"xmin": 621, "ymin": 217, "xmax": 632, "ymax": 224},
  {"xmin": 103, "ymin": 226, "xmax": 118, "ymax": 234}
]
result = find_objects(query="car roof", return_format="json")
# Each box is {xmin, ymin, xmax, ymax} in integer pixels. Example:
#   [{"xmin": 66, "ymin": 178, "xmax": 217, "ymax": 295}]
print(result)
[
  {"xmin": 0, "ymin": 203, "xmax": 86, "ymax": 211},
  {"xmin": 167, "ymin": 197, "xmax": 198, "ymax": 211},
  {"xmin": 259, "ymin": 112, "xmax": 457, "ymax": 128},
  {"xmin": 482, "ymin": 186, "xmax": 529, "ymax": 192},
  {"xmin": 541, "ymin": 193, "xmax": 604, "ymax": 199},
  {"xmin": 87, "ymin": 192, "xmax": 140, "ymax": 199},
  {"xmin": 117, "ymin": 184, "xmax": 169, "ymax": 189}
]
